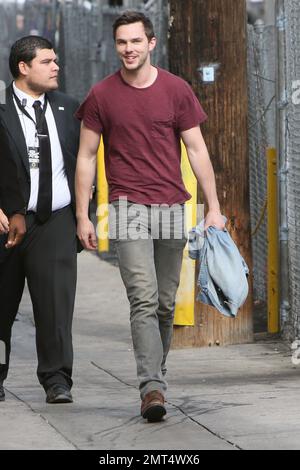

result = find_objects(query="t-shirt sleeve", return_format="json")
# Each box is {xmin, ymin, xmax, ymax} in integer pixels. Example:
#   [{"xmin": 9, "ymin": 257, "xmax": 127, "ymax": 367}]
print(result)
[
  {"xmin": 75, "ymin": 88, "xmax": 103, "ymax": 134},
  {"xmin": 176, "ymin": 81, "xmax": 208, "ymax": 132}
]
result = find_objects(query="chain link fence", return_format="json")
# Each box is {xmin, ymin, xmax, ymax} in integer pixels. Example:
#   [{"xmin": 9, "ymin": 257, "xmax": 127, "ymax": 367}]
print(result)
[
  {"xmin": 283, "ymin": 0, "xmax": 300, "ymax": 341},
  {"xmin": 59, "ymin": 0, "xmax": 102, "ymax": 101},
  {"xmin": 247, "ymin": 23, "xmax": 276, "ymax": 313},
  {"xmin": 248, "ymin": 0, "xmax": 300, "ymax": 341}
]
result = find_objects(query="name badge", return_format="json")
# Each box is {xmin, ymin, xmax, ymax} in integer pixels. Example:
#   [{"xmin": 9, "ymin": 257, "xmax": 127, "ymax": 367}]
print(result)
[{"xmin": 28, "ymin": 146, "xmax": 40, "ymax": 169}]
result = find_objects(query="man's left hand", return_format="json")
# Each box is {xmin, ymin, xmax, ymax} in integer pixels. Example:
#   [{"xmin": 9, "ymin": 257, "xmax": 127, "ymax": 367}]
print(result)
[{"xmin": 5, "ymin": 214, "xmax": 26, "ymax": 249}]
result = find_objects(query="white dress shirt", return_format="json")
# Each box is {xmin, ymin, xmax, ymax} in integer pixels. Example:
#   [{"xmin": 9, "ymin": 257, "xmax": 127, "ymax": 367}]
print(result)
[{"xmin": 13, "ymin": 82, "xmax": 71, "ymax": 212}]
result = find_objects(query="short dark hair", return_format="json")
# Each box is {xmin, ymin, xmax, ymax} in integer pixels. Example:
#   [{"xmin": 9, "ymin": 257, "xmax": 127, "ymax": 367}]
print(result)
[
  {"xmin": 9, "ymin": 35, "xmax": 53, "ymax": 79},
  {"xmin": 113, "ymin": 10, "xmax": 155, "ymax": 41}
]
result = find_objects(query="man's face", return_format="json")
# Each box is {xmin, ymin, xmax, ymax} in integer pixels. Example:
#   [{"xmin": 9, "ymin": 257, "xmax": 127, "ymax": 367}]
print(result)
[
  {"xmin": 115, "ymin": 22, "xmax": 156, "ymax": 72},
  {"xmin": 19, "ymin": 48, "xmax": 59, "ymax": 93}
]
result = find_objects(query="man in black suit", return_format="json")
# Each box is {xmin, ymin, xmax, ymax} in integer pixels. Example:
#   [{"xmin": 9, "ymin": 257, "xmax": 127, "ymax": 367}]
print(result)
[{"xmin": 0, "ymin": 36, "xmax": 80, "ymax": 404}]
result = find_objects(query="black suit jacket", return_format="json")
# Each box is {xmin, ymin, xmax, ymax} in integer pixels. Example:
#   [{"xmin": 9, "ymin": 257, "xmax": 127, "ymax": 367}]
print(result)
[
  {"xmin": 0, "ymin": 124, "xmax": 26, "ymax": 216},
  {"xmin": 0, "ymin": 85, "xmax": 80, "ymax": 217}
]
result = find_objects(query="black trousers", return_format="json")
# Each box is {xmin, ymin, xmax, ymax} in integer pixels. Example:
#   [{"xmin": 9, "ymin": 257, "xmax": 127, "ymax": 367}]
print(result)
[{"xmin": 0, "ymin": 206, "xmax": 77, "ymax": 390}]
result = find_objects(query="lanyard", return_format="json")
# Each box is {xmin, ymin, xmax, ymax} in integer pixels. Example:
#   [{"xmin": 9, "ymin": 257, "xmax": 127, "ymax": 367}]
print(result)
[{"xmin": 12, "ymin": 86, "xmax": 48, "ymax": 136}]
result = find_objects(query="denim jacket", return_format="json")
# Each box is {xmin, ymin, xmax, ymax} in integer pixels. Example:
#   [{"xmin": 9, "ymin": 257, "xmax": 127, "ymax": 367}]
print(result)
[{"xmin": 189, "ymin": 218, "xmax": 249, "ymax": 318}]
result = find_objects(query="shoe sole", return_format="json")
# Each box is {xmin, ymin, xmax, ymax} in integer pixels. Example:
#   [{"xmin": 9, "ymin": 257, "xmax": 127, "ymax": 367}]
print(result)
[
  {"xmin": 46, "ymin": 394, "xmax": 73, "ymax": 404},
  {"xmin": 142, "ymin": 405, "xmax": 166, "ymax": 422}
]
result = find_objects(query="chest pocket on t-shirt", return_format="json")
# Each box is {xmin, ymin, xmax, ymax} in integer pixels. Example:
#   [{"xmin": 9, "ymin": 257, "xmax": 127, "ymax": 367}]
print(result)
[{"xmin": 151, "ymin": 116, "xmax": 174, "ymax": 139}]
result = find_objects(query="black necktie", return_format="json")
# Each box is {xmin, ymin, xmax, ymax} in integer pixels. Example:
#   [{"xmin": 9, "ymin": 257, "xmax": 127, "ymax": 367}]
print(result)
[{"xmin": 33, "ymin": 100, "xmax": 52, "ymax": 223}]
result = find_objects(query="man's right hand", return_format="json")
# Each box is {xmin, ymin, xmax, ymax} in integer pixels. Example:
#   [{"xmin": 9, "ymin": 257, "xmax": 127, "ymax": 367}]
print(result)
[
  {"xmin": 77, "ymin": 217, "xmax": 97, "ymax": 250},
  {"xmin": 5, "ymin": 214, "xmax": 26, "ymax": 249},
  {"xmin": 0, "ymin": 208, "xmax": 9, "ymax": 234}
]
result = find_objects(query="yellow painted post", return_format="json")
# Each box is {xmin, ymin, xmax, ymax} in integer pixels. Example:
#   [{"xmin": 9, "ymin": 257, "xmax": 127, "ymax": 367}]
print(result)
[
  {"xmin": 267, "ymin": 147, "xmax": 279, "ymax": 333},
  {"xmin": 97, "ymin": 138, "xmax": 109, "ymax": 253},
  {"xmin": 174, "ymin": 142, "xmax": 197, "ymax": 326}
]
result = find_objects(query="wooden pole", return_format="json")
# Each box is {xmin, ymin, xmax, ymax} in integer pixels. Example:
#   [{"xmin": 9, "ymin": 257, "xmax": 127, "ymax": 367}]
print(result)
[{"xmin": 169, "ymin": 0, "xmax": 253, "ymax": 347}]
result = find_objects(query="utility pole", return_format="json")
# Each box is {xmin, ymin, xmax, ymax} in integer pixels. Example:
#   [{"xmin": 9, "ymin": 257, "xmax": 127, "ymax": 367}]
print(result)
[{"xmin": 169, "ymin": 0, "xmax": 253, "ymax": 347}]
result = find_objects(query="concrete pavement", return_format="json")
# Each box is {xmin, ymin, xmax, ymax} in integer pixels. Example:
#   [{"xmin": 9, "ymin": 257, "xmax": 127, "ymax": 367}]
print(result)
[{"xmin": 1, "ymin": 251, "xmax": 300, "ymax": 450}]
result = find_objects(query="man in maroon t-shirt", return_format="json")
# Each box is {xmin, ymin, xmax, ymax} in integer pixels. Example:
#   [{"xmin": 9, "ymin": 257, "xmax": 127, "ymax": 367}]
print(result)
[{"xmin": 75, "ymin": 11, "xmax": 225, "ymax": 422}]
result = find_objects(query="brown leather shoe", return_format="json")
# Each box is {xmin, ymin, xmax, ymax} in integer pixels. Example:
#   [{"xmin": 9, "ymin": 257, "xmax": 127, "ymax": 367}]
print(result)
[{"xmin": 141, "ymin": 390, "xmax": 166, "ymax": 422}]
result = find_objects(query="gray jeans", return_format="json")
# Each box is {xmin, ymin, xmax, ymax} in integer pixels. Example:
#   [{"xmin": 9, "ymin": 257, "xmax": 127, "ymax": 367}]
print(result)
[{"xmin": 109, "ymin": 200, "xmax": 187, "ymax": 399}]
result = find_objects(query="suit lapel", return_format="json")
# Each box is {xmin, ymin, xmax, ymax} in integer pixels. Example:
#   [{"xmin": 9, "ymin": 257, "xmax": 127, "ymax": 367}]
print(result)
[{"xmin": 2, "ymin": 87, "xmax": 30, "ymax": 175}]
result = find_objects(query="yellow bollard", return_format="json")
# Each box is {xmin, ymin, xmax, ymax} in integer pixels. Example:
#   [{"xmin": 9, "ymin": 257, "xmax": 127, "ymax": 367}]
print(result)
[
  {"xmin": 174, "ymin": 142, "xmax": 197, "ymax": 326},
  {"xmin": 97, "ymin": 138, "xmax": 109, "ymax": 253},
  {"xmin": 267, "ymin": 148, "xmax": 279, "ymax": 333}
]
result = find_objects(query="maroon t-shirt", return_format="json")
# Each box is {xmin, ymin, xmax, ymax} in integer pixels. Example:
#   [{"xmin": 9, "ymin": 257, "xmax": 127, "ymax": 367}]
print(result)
[{"xmin": 76, "ymin": 68, "xmax": 207, "ymax": 205}]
